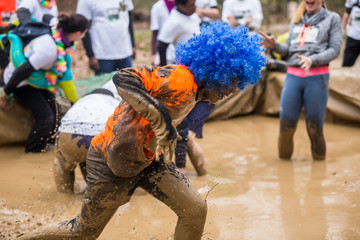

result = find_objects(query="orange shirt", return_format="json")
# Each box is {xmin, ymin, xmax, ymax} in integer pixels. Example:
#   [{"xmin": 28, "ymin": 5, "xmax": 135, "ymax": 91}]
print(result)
[{"xmin": 91, "ymin": 65, "xmax": 198, "ymax": 177}]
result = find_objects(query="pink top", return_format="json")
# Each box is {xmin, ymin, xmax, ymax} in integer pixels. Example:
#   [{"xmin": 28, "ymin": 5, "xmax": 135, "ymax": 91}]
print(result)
[{"xmin": 287, "ymin": 66, "xmax": 330, "ymax": 77}]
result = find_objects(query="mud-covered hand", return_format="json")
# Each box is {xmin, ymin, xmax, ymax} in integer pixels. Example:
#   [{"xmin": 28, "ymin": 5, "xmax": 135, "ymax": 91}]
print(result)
[{"xmin": 155, "ymin": 126, "xmax": 182, "ymax": 164}]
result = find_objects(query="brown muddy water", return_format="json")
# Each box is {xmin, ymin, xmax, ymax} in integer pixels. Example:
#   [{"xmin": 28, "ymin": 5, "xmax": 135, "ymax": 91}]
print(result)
[{"xmin": 0, "ymin": 115, "xmax": 359, "ymax": 240}]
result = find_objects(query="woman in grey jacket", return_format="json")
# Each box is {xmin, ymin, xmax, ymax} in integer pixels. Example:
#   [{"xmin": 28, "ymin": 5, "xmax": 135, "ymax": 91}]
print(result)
[{"xmin": 259, "ymin": 0, "xmax": 343, "ymax": 160}]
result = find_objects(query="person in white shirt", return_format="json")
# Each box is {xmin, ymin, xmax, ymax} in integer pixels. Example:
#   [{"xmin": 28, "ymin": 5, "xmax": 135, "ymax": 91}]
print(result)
[
  {"xmin": 342, "ymin": 0, "xmax": 360, "ymax": 66},
  {"xmin": 150, "ymin": 0, "xmax": 176, "ymax": 65},
  {"xmin": 54, "ymin": 80, "xmax": 121, "ymax": 194},
  {"xmin": 222, "ymin": 0, "xmax": 263, "ymax": 31},
  {"xmin": 17, "ymin": 0, "xmax": 58, "ymax": 26},
  {"xmin": 76, "ymin": 0, "xmax": 136, "ymax": 75},
  {"xmin": 157, "ymin": 0, "xmax": 200, "ymax": 66},
  {"xmin": 195, "ymin": 0, "xmax": 219, "ymax": 26}
]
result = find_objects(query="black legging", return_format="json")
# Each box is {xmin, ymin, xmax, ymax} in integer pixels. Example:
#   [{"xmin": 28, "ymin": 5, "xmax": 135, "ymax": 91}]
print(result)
[{"xmin": 13, "ymin": 85, "xmax": 57, "ymax": 152}]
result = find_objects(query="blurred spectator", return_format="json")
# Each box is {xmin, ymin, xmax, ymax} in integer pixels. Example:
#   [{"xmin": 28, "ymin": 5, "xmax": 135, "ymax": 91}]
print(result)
[
  {"xmin": 76, "ymin": 0, "xmax": 136, "ymax": 75},
  {"xmin": 342, "ymin": 0, "xmax": 360, "ymax": 67},
  {"xmin": 196, "ymin": 0, "xmax": 219, "ymax": 26},
  {"xmin": 0, "ymin": 0, "xmax": 16, "ymax": 29},
  {"xmin": 17, "ymin": 0, "xmax": 58, "ymax": 26},
  {"xmin": 150, "ymin": 0, "xmax": 176, "ymax": 65},
  {"xmin": 222, "ymin": 0, "xmax": 263, "ymax": 31}
]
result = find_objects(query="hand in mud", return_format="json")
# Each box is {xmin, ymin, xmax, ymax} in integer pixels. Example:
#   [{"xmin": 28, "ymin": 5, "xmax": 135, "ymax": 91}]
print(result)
[{"xmin": 155, "ymin": 130, "xmax": 182, "ymax": 164}]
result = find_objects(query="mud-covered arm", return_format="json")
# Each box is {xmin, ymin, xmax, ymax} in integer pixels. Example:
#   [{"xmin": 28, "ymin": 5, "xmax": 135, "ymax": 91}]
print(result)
[{"xmin": 112, "ymin": 68, "xmax": 178, "ymax": 162}]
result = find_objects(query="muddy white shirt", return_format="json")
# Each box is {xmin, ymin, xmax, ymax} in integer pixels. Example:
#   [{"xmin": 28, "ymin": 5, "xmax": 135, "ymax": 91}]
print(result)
[
  {"xmin": 59, "ymin": 81, "xmax": 121, "ymax": 136},
  {"xmin": 76, "ymin": 0, "xmax": 134, "ymax": 60},
  {"xmin": 17, "ymin": 0, "xmax": 58, "ymax": 24},
  {"xmin": 222, "ymin": 0, "xmax": 263, "ymax": 31},
  {"xmin": 3, "ymin": 34, "xmax": 57, "ymax": 88},
  {"xmin": 345, "ymin": 0, "xmax": 360, "ymax": 40},
  {"xmin": 157, "ymin": 9, "xmax": 201, "ymax": 47},
  {"xmin": 150, "ymin": 0, "xmax": 175, "ymax": 64}
]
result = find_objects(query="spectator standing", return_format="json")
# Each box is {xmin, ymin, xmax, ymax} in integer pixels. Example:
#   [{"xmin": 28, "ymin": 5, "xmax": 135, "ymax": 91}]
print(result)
[
  {"xmin": 150, "ymin": 0, "xmax": 176, "ymax": 65},
  {"xmin": 259, "ymin": 0, "xmax": 343, "ymax": 160},
  {"xmin": 342, "ymin": 0, "xmax": 360, "ymax": 67},
  {"xmin": 76, "ymin": 0, "xmax": 136, "ymax": 75},
  {"xmin": 157, "ymin": 0, "xmax": 200, "ymax": 66},
  {"xmin": 222, "ymin": 0, "xmax": 263, "ymax": 31}
]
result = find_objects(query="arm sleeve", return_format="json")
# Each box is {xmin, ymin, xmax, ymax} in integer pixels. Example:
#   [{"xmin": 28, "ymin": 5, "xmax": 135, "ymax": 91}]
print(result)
[
  {"xmin": 81, "ymin": 31, "xmax": 94, "ymax": 58},
  {"xmin": 151, "ymin": 30, "xmax": 158, "ymax": 55},
  {"xmin": 16, "ymin": 7, "xmax": 32, "ymax": 24},
  {"xmin": 310, "ymin": 14, "xmax": 343, "ymax": 65},
  {"xmin": 158, "ymin": 41, "xmax": 169, "ymax": 66},
  {"xmin": 4, "ymin": 61, "xmax": 35, "ymax": 94},
  {"xmin": 112, "ymin": 68, "xmax": 177, "ymax": 144},
  {"xmin": 128, "ymin": 11, "xmax": 136, "ymax": 48}
]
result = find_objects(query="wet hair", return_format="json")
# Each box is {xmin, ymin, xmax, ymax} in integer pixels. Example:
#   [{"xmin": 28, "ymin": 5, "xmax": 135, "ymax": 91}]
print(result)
[
  {"xmin": 175, "ymin": 21, "xmax": 267, "ymax": 93},
  {"xmin": 58, "ymin": 13, "xmax": 89, "ymax": 33},
  {"xmin": 293, "ymin": 0, "xmax": 326, "ymax": 23}
]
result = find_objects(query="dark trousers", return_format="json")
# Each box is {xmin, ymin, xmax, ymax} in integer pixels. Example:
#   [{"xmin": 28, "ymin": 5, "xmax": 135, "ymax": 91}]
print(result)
[
  {"xmin": 95, "ymin": 56, "xmax": 133, "ymax": 75},
  {"xmin": 342, "ymin": 36, "xmax": 360, "ymax": 67},
  {"xmin": 13, "ymin": 85, "xmax": 57, "ymax": 152}
]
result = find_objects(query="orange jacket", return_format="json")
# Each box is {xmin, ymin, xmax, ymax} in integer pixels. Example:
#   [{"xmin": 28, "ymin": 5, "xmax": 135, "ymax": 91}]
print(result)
[{"xmin": 91, "ymin": 65, "xmax": 198, "ymax": 177}]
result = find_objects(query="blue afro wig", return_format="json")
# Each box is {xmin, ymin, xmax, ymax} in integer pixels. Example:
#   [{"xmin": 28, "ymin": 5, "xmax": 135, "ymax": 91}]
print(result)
[{"xmin": 175, "ymin": 21, "xmax": 267, "ymax": 93}]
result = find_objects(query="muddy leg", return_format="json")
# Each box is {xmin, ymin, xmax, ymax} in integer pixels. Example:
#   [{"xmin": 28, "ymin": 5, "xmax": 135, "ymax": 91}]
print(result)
[
  {"xmin": 187, "ymin": 131, "xmax": 207, "ymax": 176},
  {"xmin": 20, "ymin": 147, "xmax": 136, "ymax": 240},
  {"xmin": 139, "ymin": 162, "xmax": 207, "ymax": 240},
  {"xmin": 278, "ymin": 120, "xmax": 296, "ymax": 159},
  {"xmin": 53, "ymin": 157, "xmax": 76, "ymax": 193},
  {"xmin": 306, "ymin": 119, "xmax": 326, "ymax": 160}
]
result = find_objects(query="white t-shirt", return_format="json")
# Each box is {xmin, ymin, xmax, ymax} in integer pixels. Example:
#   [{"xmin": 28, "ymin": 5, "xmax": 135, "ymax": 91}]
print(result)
[
  {"xmin": 17, "ymin": 0, "xmax": 58, "ymax": 25},
  {"xmin": 76, "ymin": 0, "xmax": 134, "ymax": 60},
  {"xmin": 158, "ymin": 9, "xmax": 201, "ymax": 47},
  {"xmin": 4, "ymin": 34, "xmax": 57, "ymax": 88},
  {"xmin": 345, "ymin": 0, "xmax": 360, "ymax": 40},
  {"xmin": 196, "ymin": 0, "xmax": 218, "ymax": 24},
  {"xmin": 59, "ymin": 81, "xmax": 121, "ymax": 136},
  {"xmin": 222, "ymin": 0, "xmax": 263, "ymax": 31},
  {"xmin": 150, "ymin": 0, "xmax": 175, "ymax": 64}
]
